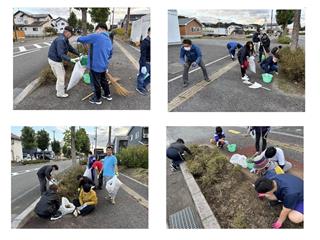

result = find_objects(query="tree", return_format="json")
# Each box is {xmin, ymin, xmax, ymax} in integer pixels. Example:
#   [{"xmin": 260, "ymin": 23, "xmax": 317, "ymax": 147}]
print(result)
[
  {"xmin": 291, "ymin": 10, "xmax": 301, "ymax": 50},
  {"xmin": 87, "ymin": 22, "xmax": 94, "ymax": 32},
  {"xmin": 21, "ymin": 127, "xmax": 36, "ymax": 150},
  {"xmin": 88, "ymin": 8, "xmax": 110, "ymax": 25},
  {"xmin": 63, "ymin": 129, "xmax": 71, "ymax": 147},
  {"xmin": 276, "ymin": 10, "xmax": 294, "ymax": 35},
  {"xmin": 76, "ymin": 8, "xmax": 88, "ymax": 34},
  {"xmin": 75, "ymin": 128, "xmax": 90, "ymax": 155},
  {"xmin": 51, "ymin": 140, "xmax": 61, "ymax": 158},
  {"xmin": 62, "ymin": 144, "xmax": 71, "ymax": 158},
  {"xmin": 44, "ymin": 27, "xmax": 57, "ymax": 36},
  {"xmin": 71, "ymin": 126, "xmax": 76, "ymax": 165},
  {"xmin": 36, "ymin": 129, "xmax": 50, "ymax": 159},
  {"xmin": 68, "ymin": 11, "xmax": 78, "ymax": 28}
]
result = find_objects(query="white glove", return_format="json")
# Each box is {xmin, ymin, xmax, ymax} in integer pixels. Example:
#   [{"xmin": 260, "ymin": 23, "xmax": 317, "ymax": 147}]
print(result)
[
  {"xmin": 141, "ymin": 66, "xmax": 147, "ymax": 74},
  {"xmin": 191, "ymin": 62, "xmax": 197, "ymax": 68}
]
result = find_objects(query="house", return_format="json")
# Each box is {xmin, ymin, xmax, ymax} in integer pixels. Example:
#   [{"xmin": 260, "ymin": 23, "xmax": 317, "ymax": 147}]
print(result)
[
  {"xmin": 178, "ymin": 16, "xmax": 202, "ymax": 38},
  {"xmin": 127, "ymin": 127, "xmax": 148, "ymax": 146},
  {"xmin": 168, "ymin": 10, "xmax": 181, "ymax": 45},
  {"xmin": 11, "ymin": 133, "xmax": 23, "ymax": 162},
  {"xmin": 13, "ymin": 10, "xmax": 53, "ymax": 37},
  {"xmin": 202, "ymin": 23, "xmax": 227, "ymax": 36},
  {"xmin": 243, "ymin": 24, "xmax": 258, "ymax": 33},
  {"xmin": 51, "ymin": 17, "xmax": 68, "ymax": 33},
  {"xmin": 113, "ymin": 136, "xmax": 129, "ymax": 154},
  {"xmin": 227, "ymin": 24, "xmax": 244, "ymax": 35}
]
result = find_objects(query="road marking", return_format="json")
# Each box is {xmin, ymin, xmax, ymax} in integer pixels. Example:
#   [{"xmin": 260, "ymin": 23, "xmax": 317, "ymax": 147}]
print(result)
[
  {"xmin": 11, "ymin": 167, "xmax": 40, "ymax": 177},
  {"xmin": 33, "ymin": 44, "xmax": 42, "ymax": 48},
  {"xmin": 271, "ymin": 131, "xmax": 304, "ymax": 139},
  {"xmin": 168, "ymin": 61, "xmax": 238, "ymax": 112},
  {"xmin": 168, "ymin": 55, "xmax": 230, "ymax": 83},
  {"xmin": 114, "ymin": 40, "xmax": 139, "ymax": 70},
  {"xmin": 228, "ymin": 129, "xmax": 241, "ymax": 135},
  {"xmin": 13, "ymin": 49, "xmax": 40, "ymax": 58},
  {"xmin": 119, "ymin": 173, "xmax": 148, "ymax": 187},
  {"xmin": 121, "ymin": 183, "xmax": 148, "ymax": 209},
  {"xmin": 11, "ymin": 184, "xmax": 39, "ymax": 204},
  {"xmin": 18, "ymin": 46, "xmax": 26, "ymax": 52},
  {"xmin": 43, "ymin": 42, "xmax": 51, "ymax": 46},
  {"xmin": 129, "ymin": 44, "xmax": 140, "ymax": 52}
]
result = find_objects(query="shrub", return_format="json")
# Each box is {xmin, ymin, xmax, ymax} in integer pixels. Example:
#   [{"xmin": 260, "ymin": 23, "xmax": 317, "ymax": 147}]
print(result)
[
  {"xmin": 279, "ymin": 47, "xmax": 305, "ymax": 84},
  {"xmin": 116, "ymin": 146, "xmax": 148, "ymax": 169},
  {"xmin": 277, "ymin": 35, "xmax": 291, "ymax": 44},
  {"xmin": 21, "ymin": 159, "xmax": 48, "ymax": 165},
  {"xmin": 79, "ymin": 159, "xmax": 88, "ymax": 165},
  {"xmin": 113, "ymin": 28, "xmax": 126, "ymax": 36}
]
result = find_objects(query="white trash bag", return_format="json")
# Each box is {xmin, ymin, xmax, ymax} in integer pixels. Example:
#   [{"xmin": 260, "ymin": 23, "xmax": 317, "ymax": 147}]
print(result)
[
  {"xmin": 83, "ymin": 167, "xmax": 92, "ymax": 180},
  {"xmin": 67, "ymin": 61, "xmax": 86, "ymax": 91},
  {"xmin": 248, "ymin": 56, "xmax": 256, "ymax": 73},
  {"xmin": 230, "ymin": 154, "xmax": 248, "ymax": 168},
  {"xmin": 59, "ymin": 197, "xmax": 75, "ymax": 216},
  {"xmin": 106, "ymin": 176, "xmax": 122, "ymax": 196}
]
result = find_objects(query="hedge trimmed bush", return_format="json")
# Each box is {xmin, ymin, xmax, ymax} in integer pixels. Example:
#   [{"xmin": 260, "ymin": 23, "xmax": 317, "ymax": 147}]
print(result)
[
  {"xmin": 277, "ymin": 35, "xmax": 291, "ymax": 44},
  {"xmin": 116, "ymin": 146, "xmax": 148, "ymax": 169},
  {"xmin": 21, "ymin": 159, "xmax": 48, "ymax": 165}
]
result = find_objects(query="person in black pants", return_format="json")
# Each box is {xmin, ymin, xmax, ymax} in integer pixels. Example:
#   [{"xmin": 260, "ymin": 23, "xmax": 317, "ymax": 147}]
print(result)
[
  {"xmin": 250, "ymin": 126, "xmax": 271, "ymax": 154},
  {"xmin": 237, "ymin": 41, "xmax": 254, "ymax": 82},
  {"xmin": 36, "ymin": 164, "xmax": 59, "ymax": 195},
  {"xmin": 73, "ymin": 184, "xmax": 97, "ymax": 217},
  {"xmin": 167, "ymin": 138, "xmax": 192, "ymax": 171}
]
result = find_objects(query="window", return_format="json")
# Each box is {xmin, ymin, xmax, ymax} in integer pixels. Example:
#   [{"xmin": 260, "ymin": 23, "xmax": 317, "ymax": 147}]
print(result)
[
  {"xmin": 135, "ymin": 131, "xmax": 139, "ymax": 139},
  {"xmin": 191, "ymin": 27, "xmax": 201, "ymax": 32},
  {"xmin": 130, "ymin": 135, "xmax": 133, "ymax": 141},
  {"xmin": 33, "ymin": 28, "xmax": 38, "ymax": 31},
  {"xmin": 61, "ymin": 22, "xmax": 65, "ymax": 26}
]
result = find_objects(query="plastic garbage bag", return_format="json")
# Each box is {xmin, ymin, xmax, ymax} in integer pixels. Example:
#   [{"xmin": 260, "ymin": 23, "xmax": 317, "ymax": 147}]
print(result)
[
  {"xmin": 83, "ymin": 167, "xmax": 92, "ymax": 180},
  {"xmin": 248, "ymin": 56, "xmax": 256, "ymax": 73},
  {"xmin": 230, "ymin": 154, "xmax": 248, "ymax": 168},
  {"xmin": 106, "ymin": 176, "xmax": 122, "ymax": 196},
  {"xmin": 59, "ymin": 197, "xmax": 75, "ymax": 216},
  {"xmin": 67, "ymin": 61, "xmax": 86, "ymax": 91}
]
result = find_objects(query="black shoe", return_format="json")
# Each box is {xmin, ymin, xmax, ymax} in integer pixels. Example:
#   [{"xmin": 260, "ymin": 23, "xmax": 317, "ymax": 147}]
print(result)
[
  {"xmin": 50, "ymin": 211, "xmax": 62, "ymax": 221},
  {"xmin": 102, "ymin": 94, "xmax": 112, "ymax": 101},
  {"xmin": 268, "ymin": 200, "xmax": 282, "ymax": 207},
  {"xmin": 204, "ymin": 78, "xmax": 210, "ymax": 82},
  {"xmin": 136, "ymin": 88, "xmax": 147, "ymax": 96},
  {"xmin": 89, "ymin": 97, "xmax": 102, "ymax": 105},
  {"xmin": 183, "ymin": 82, "xmax": 189, "ymax": 88}
]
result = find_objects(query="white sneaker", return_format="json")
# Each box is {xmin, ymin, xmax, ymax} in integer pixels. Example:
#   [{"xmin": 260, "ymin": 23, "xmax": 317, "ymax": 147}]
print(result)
[
  {"xmin": 241, "ymin": 76, "xmax": 249, "ymax": 81},
  {"xmin": 73, "ymin": 209, "xmax": 79, "ymax": 217},
  {"xmin": 56, "ymin": 93, "xmax": 69, "ymax": 98},
  {"xmin": 243, "ymin": 80, "xmax": 252, "ymax": 85}
]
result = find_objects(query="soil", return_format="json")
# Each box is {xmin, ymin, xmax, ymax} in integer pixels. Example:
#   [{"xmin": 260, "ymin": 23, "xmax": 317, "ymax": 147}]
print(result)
[{"xmin": 186, "ymin": 145, "xmax": 303, "ymax": 229}]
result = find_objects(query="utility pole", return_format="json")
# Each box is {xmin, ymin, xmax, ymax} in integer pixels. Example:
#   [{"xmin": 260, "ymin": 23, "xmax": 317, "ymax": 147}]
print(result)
[
  {"xmin": 270, "ymin": 10, "xmax": 273, "ymax": 33},
  {"xmin": 111, "ymin": 8, "xmax": 115, "ymax": 29},
  {"xmin": 53, "ymin": 130, "xmax": 55, "ymax": 141},
  {"xmin": 125, "ymin": 7, "xmax": 131, "ymax": 37},
  {"xmin": 108, "ymin": 126, "xmax": 112, "ymax": 146},
  {"xmin": 94, "ymin": 127, "xmax": 97, "ymax": 149},
  {"xmin": 71, "ymin": 126, "xmax": 76, "ymax": 165}
]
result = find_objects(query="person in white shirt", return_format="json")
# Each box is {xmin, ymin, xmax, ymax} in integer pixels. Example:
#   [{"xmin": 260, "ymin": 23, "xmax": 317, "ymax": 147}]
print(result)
[{"xmin": 263, "ymin": 146, "xmax": 292, "ymax": 172}]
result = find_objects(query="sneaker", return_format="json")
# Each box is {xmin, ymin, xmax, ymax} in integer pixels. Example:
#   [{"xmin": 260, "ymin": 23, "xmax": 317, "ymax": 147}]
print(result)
[
  {"xmin": 73, "ymin": 209, "xmax": 79, "ymax": 217},
  {"xmin": 89, "ymin": 97, "xmax": 102, "ymax": 105},
  {"xmin": 136, "ymin": 88, "xmax": 147, "ymax": 96},
  {"xmin": 242, "ymin": 80, "xmax": 252, "ymax": 85},
  {"xmin": 241, "ymin": 75, "xmax": 249, "ymax": 81},
  {"xmin": 56, "ymin": 93, "xmax": 69, "ymax": 98},
  {"xmin": 102, "ymin": 94, "xmax": 112, "ymax": 101},
  {"xmin": 183, "ymin": 82, "xmax": 189, "ymax": 88},
  {"xmin": 50, "ymin": 211, "xmax": 62, "ymax": 221},
  {"xmin": 111, "ymin": 198, "xmax": 116, "ymax": 205},
  {"xmin": 204, "ymin": 78, "xmax": 210, "ymax": 82}
]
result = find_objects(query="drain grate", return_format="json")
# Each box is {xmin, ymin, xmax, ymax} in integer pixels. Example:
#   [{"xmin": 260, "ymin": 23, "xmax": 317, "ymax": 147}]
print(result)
[{"xmin": 169, "ymin": 207, "xmax": 201, "ymax": 229}]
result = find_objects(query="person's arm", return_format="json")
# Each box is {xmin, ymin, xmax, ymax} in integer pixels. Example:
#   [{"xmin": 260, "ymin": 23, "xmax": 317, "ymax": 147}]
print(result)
[
  {"xmin": 67, "ymin": 41, "xmax": 79, "ymax": 56},
  {"xmin": 79, "ymin": 190, "xmax": 84, "ymax": 205},
  {"xmin": 77, "ymin": 34, "xmax": 96, "ymax": 45},
  {"xmin": 195, "ymin": 46, "xmax": 202, "ymax": 64},
  {"xmin": 56, "ymin": 40, "xmax": 71, "ymax": 62},
  {"xmin": 273, "ymin": 206, "xmax": 291, "ymax": 228},
  {"xmin": 277, "ymin": 149, "xmax": 286, "ymax": 169},
  {"xmin": 85, "ymin": 192, "xmax": 98, "ymax": 205},
  {"xmin": 214, "ymin": 134, "xmax": 219, "ymax": 142},
  {"xmin": 183, "ymin": 145, "xmax": 192, "ymax": 155},
  {"xmin": 179, "ymin": 48, "xmax": 186, "ymax": 64},
  {"xmin": 45, "ymin": 166, "xmax": 53, "ymax": 179},
  {"xmin": 114, "ymin": 157, "xmax": 118, "ymax": 175}
]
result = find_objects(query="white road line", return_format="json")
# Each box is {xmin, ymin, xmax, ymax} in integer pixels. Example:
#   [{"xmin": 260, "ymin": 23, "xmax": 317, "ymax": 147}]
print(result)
[
  {"xmin": 43, "ymin": 42, "xmax": 51, "ymax": 46},
  {"xmin": 129, "ymin": 44, "xmax": 140, "ymax": 52},
  {"xmin": 13, "ymin": 49, "xmax": 40, "ymax": 58},
  {"xmin": 271, "ymin": 131, "xmax": 304, "ymax": 139},
  {"xmin": 168, "ymin": 55, "xmax": 230, "ymax": 83},
  {"xmin": 121, "ymin": 183, "xmax": 148, "ymax": 209},
  {"xmin": 33, "ymin": 44, "xmax": 42, "ymax": 48},
  {"xmin": 119, "ymin": 173, "xmax": 148, "ymax": 188},
  {"xmin": 18, "ymin": 46, "xmax": 26, "ymax": 52},
  {"xmin": 11, "ymin": 184, "xmax": 39, "ymax": 204}
]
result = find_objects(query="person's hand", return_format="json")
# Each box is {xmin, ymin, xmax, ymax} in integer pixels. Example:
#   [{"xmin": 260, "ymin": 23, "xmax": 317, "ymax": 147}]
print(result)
[
  {"xmin": 191, "ymin": 62, "xmax": 197, "ymax": 68},
  {"xmin": 272, "ymin": 220, "xmax": 282, "ymax": 229},
  {"xmin": 241, "ymin": 65, "xmax": 244, "ymax": 68},
  {"xmin": 70, "ymin": 58, "xmax": 78, "ymax": 64},
  {"xmin": 141, "ymin": 66, "xmax": 147, "ymax": 74}
]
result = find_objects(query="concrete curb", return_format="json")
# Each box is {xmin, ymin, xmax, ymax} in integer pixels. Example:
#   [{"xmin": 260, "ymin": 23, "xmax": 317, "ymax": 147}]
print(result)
[
  {"xmin": 13, "ymin": 77, "xmax": 44, "ymax": 107},
  {"xmin": 180, "ymin": 162, "xmax": 220, "ymax": 229},
  {"xmin": 11, "ymin": 197, "xmax": 40, "ymax": 229}
]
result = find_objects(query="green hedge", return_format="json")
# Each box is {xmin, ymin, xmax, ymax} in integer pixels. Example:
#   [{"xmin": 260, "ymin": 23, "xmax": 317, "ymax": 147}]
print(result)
[
  {"xmin": 21, "ymin": 159, "xmax": 48, "ymax": 165},
  {"xmin": 277, "ymin": 35, "xmax": 291, "ymax": 44},
  {"xmin": 116, "ymin": 146, "xmax": 148, "ymax": 169}
]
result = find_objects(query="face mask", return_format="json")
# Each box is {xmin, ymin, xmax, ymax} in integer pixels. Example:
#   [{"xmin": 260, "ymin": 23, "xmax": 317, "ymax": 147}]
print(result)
[{"xmin": 184, "ymin": 47, "xmax": 191, "ymax": 51}]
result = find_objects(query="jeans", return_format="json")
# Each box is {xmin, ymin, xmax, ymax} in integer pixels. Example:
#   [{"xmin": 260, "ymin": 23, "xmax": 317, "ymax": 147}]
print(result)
[
  {"xmin": 48, "ymin": 58, "xmax": 66, "ymax": 95},
  {"xmin": 73, "ymin": 199, "xmax": 95, "ymax": 216},
  {"xmin": 98, "ymin": 171, "xmax": 103, "ymax": 189},
  {"xmin": 136, "ymin": 63, "xmax": 150, "ymax": 91},
  {"xmin": 261, "ymin": 62, "xmax": 278, "ymax": 74},
  {"xmin": 38, "ymin": 175, "xmax": 47, "ymax": 195},
  {"xmin": 89, "ymin": 70, "xmax": 110, "ymax": 101},
  {"xmin": 167, "ymin": 148, "xmax": 185, "ymax": 168},
  {"xmin": 183, "ymin": 60, "xmax": 209, "ymax": 84},
  {"xmin": 255, "ymin": 128, "xmax": 269, "ymax": 152},
  {"xmin": 228, "ymin": 48, "xmax": 236, "ymax": 58}
]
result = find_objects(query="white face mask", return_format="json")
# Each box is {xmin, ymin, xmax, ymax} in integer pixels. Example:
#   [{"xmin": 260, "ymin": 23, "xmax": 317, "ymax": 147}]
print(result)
[{"xmin": 184, "ymin": 46, "xmax": 191, "ymax": 51}]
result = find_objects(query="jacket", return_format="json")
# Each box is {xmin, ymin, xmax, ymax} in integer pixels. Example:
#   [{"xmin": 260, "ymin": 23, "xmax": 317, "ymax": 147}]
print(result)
[
  {"xmin": 77, "ymin": 32, "xmax": 112, "ymax": 73},
  {"xmin": 237, "ymin": 46, "xmax": 251, "ymax": 65},
  {"xmin": 37, "ymin": 165, "xmax": 54, "ymax": 179},
  {"xmin": 180, "ymin": 44, "xmax": 202, "ymax": 64},
  {"xmin": 252, "ymin": 32, "xmax": 260, "ymax": 43},
  {"xmin": 35, "ymin": 190, "xmax": 61, "ymax": 216},
  {"xmin": 168, "ymin": 142, "xmax": 192, "ymax": 155},
  {"xmin": 250, "ymin": 126, "xmax": 271, "ymax": 133},
  {"xmin": 214, "ymin": 132, "xmax": 225, "ymax": 142},
  {"xmin": 139, "ymin": 36, "xmax": 151, "ymax": 66},
  {"xmin": 48, "ymin": 34, "xmax": 79, "ymax": 62},
  {"xmin": 227, "ymin": 41, "xmax": 242, "ymax": 51},
  {"xmin": 79, "ymin": 189, "xmax": 98, "ymax": 206},
  {"xmin": 260, "ymin": 34, "xmax": 270, "ymax": 48}
]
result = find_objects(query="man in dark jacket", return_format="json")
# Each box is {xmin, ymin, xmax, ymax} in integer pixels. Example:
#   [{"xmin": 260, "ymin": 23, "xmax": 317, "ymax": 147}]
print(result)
[
  {"xmin": 180, "ymin": 39, "xmax": 209, "ymax": 87},
  {"xmin": 35, "ymin": 184, "xmax": 62, "ymax": 221},
  {"xmin": 136, "ymin": 27, "xmax": 151, "ymax": 95},
  {"xmin": 37, "ymin": 164, "xmax": 59, "ymax": 195},
  {"xmin": 48, "ymin": 26, "xmax": 79, "ymax": 98},
  {"xmin": 249, "ymin": 126, "xmax": 271, "ymax": 154},
  {"xmin": 252, "ymin": 28, "xmax": 261, "ymax": 54},
  {"xmin": 259, "ymin": 33, "xmax": 271, "ymax": 62},
  {"xmin": 167, "ymin": 138, "xmax": 192, "ymax": 171}
]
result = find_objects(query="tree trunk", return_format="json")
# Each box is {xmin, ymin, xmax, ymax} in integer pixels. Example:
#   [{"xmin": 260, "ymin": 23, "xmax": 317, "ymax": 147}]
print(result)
[
  {"xmin": 81, "ymin": 8, "xmax": 88, "ymax": 35},
  {"xmin": 291, "ymin": 10, "xmax": 301, "ymax": 51},
  {"xmin": 125, "ymin": 8, "xmax": 131, "ymax": 38},
  {"xmin": 108, "ymin": 126, "xmax": 112, "ymax": 146},
  {"xmin": 71, "ymin": 126, "xmax": 76, "ymax": 165}
]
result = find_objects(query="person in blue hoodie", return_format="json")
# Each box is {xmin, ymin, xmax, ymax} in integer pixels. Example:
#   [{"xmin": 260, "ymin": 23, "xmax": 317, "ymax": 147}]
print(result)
[
  {"xmin": 226, "ymin": 41, "xmax": 243, "ymax": 60},
  {"xmin": 136, "ymin": 27, "xmax": 151, "ymax": 96},
  {"xmin": 77, "ymin": 23, "xmax": 113, "ymax": 105},
  {"xmin": 180, "ymin": 39, "xmax": 209, "ymax": 87}
]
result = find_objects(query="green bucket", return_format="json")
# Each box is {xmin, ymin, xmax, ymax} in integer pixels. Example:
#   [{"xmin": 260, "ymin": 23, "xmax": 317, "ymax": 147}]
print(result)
[
  {"xmin": 246, "ymin": 160, "xmax": 254, "ymax": 170},
  {"xmin": 80, "ymin": 55, "xmax": 88, "ymax": 66},
  {"xmin": 83, "ymin": 73, "xmax": 90, "ymax": 84},
  {"xmin": 262, "ymin": 73, "xmax": 273, "ymax": 83},
  {"xmin": 227, "ymin": 144, "xmax": 237, "ymax": 153}
]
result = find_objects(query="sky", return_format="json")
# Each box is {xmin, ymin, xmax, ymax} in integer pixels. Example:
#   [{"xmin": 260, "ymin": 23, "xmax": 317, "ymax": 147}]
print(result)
[
  {"xmin": 177, "ymin": 9, "xmax": 305, "ymax": 26},
  {"xmin": 11, "ymin": 126, "xmax": 131, "ymax": 148},
  {"xmin": 13, "ymin": 7, "xmax": 150, "ymax": 25}
]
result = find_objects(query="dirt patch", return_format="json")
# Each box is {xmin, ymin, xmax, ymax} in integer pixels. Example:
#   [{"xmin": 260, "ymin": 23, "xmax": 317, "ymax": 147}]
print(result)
[
  {"xmin": 119, "ymin": 166, "xmax": 148, "ymax": 185},
  {"xmin": 186, "ymin": 145, "xmax": 303, "ymax": 229},
  {"xmin": 273, "ymin": 75, "xmax": 305, "ymax": 96}
]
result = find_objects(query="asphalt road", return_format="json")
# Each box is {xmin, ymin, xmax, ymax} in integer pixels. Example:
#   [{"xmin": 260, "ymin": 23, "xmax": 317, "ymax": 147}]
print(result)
[
  {"xmin": 11, "ymin": 160, "xmax": 73, "ymax": 221},
  {"xmin": 168, "ymin": 38, "xmax": 305, "ymax": 112}
]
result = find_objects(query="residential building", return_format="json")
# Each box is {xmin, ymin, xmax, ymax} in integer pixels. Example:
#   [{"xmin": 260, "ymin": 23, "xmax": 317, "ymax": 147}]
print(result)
[
  {"xmin": 113, "ymin": 136, "xmax": 129, "ymax": 154},
  {"xmin": 178, "ymin": 16, "xmax": 202, "ymax": 38},
  {"xmin": 51, "ymin": 17, "xmax": 68, "ymax": 33},
  {"xmin": 127, "ymin": 127, "xmax": 148, "ymax": 146},
  {"xmin": 11, "ymin": 134, "xmax": 23, "ymax": 162}
]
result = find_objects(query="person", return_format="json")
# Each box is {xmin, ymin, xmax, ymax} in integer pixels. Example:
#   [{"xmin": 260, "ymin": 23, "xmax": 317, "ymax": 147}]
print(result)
[
  {"xmin": 252, "ymin": 28, "xmax": 261, "ymax": 55},
  {"xmin": 262, "ymin": 146, "xmax": 292, "ymax": 172},
  {"xmin": 136, "ymin": 27, "xmax": 151, "ymax": 96},
  {"xmin": 166, "ymin": 138, "xmax": 192, "ymax": 171},
  {"xmin": 102, "ymin": 146, "xmax": 118, "ymax": 204},
  {"xmin": 259, "ymin": 33, "xmax": 271, "ymax": 63},
  {"xmin": 179, "ymin": 39, "xmax": 209, "ymax": 87},
  {"xmin": 73, "ymin": 183, "xmax": 98, "ymax": 217},
  {"xmin": 237, "ymin": 41, "xmax": 254, "ymax": 83},
  {"xmin": 92, "ymin": 157, "xmax": 104, "ymax": 189},
  {"xmin": 226, "ymin": 41, "xmax": 243, "ymax": 60},
  {"xmin": 77, "ymin": 175, "xmax": 95, "ymax": 190},
  {"xmin": 77, "ymin": 23, "xmax": 113, "ymax": 105},
  {"xmin": 211, "ymin": 126, "xmax": 228, "ymax": 148},
  {"xmin": 36, "ymin": 164, "xmax": 59, "ymax": 195},
  {"xmin": 87, "ymin": 151, "xmax": 96, "ymax": 182},
  {"xmin": 252, "ymin": 154, "xmax": 284, "ymax": 176},
  {"xmin": 34, "ymin": 184, "xmax": 62, "ymax": 221},
  {"xmin": 271, "ymin": 45, "xmax": 282, "ymax": 56},
  {"xmin": 260, "ymin": 53, "xmax": 279, "ymax": 74},
  {"xmin": 249, "ymin": 126, "xmax": 271, "ymax": 155},
  {"xmin": 48, "ymin": 26, "xmax": 80, "ymax": 98},
  {"xmin": 254, "ymin": 173, "xmax": 304, "ymax": 228}
]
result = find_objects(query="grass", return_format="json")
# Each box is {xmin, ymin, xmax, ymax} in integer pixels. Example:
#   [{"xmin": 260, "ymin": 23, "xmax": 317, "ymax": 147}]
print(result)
[
  {"xmin": 118, "ymin": 166, "xmax": 148, "ymax": 185},
  {"xmin": 275, "ymin": 75, "xmax": 305, "ymax": 95}
]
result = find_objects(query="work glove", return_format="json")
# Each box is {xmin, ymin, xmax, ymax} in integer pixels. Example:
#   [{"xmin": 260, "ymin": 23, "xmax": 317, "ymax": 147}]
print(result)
[
  {"xmin": 272, "ymin": 220, "xmax": 282, "ymax": 229},
  {"xmin": 70, "ymin": 58, "xmax": 78, "ymax": 64},
  {"xmin": 191, "ymin": 62, "xmax": 197, "ymax": 68},
  {"xmin": 258, "ymin": 193, "xmax": 266, "ymax": 200},
  {"xmin": 141, "ymin": 66, "xmax": 148, "ymax": 74}
]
